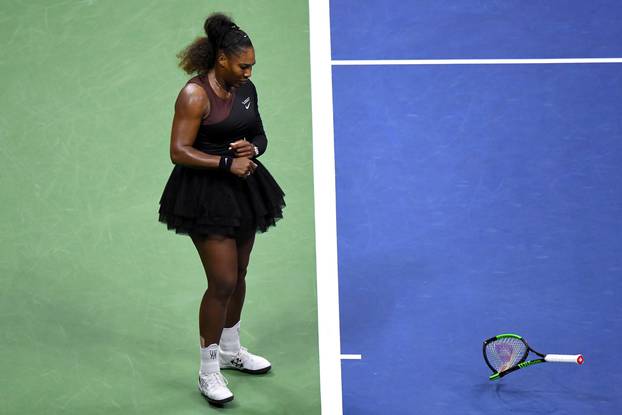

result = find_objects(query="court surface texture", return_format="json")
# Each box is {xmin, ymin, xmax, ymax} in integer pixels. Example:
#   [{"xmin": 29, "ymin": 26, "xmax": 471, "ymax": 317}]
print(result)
[
  {"xmin": 2, "ymin": 1, "xmax": 318, "ymax": 414},
  {"xmin": 2, "ymin": 1, "xmax": 622, "ymax": 414},
  {"xmin": 323, "ymin": 1, "xmax": 622, "ymax": 414}
]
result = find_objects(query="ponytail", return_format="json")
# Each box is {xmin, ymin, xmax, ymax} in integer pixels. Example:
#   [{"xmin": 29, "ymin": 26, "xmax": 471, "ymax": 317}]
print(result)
[{"xmin": 177, "ymin": 13, "xmax": 253, "ymax": 74}]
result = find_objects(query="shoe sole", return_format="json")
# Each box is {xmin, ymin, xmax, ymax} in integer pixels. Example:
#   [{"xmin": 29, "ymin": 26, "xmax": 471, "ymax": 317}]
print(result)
[
  {"xmin": 205, "ymin": 395, "xmax": 234, "ymax": 405},
  {"xmin": 197, "ymin": 384, "xmax": 234, "ymax": 405},
  {"xmin": 221, "ymin": 365, "xmax": 272, "ymax": 375}
]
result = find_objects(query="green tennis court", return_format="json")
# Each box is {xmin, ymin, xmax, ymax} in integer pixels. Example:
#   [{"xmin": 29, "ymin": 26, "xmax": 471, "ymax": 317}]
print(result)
[{"xmin": 0, "ymin": 1, "xmax": 320, "ymax": 414}]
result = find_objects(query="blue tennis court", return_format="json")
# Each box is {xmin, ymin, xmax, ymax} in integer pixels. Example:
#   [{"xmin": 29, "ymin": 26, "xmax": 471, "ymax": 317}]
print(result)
[{"xmin": 317, "ymin": 1, "xmax": 622, "ymax": 413}]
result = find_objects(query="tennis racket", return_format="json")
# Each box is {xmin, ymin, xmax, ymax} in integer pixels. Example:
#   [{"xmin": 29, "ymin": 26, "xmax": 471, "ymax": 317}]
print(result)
[{"xmin": 483, "ymin": 333, "xmax": 583, "ymax": 380}]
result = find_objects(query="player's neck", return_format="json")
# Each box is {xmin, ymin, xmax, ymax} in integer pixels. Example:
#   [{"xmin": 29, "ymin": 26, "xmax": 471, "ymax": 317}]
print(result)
[{"xmin": 209, "ymin": 70, "xmax": 233, "ymax": 98}]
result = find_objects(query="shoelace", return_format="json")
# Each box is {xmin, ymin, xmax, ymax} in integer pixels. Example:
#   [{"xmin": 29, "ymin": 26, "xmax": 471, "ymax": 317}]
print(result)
[
  {"xmin": 237, "ymin": 347, "xmax": 250, "ymax": 363},
  {"xmin": 222, "ymin": 346, "xmax": 255, "ymax": 367},
  {"xmin": 202, "ymin": 372, "xmax": 228, "ymax": 388}
]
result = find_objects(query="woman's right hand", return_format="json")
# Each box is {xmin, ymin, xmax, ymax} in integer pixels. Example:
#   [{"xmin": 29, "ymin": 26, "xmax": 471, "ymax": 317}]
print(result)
[{"xmin": 230, "ymin": 157, "xmax": 257, "ymax": 178}]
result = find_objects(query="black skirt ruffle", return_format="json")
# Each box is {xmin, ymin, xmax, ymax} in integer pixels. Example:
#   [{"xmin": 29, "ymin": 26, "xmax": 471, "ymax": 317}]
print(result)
[{"xmin": 158, "ymin": 160, "xmax": 285, "ymax": 237}]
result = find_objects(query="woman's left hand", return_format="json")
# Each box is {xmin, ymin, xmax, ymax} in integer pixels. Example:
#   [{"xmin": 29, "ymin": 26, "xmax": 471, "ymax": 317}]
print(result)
[{"xmin": 229, "ymin": 139, "xmax": 255, "ymax": 158}]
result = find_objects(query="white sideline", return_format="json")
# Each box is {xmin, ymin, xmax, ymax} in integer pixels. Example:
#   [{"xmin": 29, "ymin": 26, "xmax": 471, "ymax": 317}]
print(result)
[
  {"xmin": 309, "ymin": 0, "xmax": 343, "ymax": 414},
  {"xmin": 332, "ymin": 58, "xmax": 622, "ymax": 66}
]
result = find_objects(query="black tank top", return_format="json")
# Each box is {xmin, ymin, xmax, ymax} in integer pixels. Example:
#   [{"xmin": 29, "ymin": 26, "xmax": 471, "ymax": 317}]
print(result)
[{"xmin": 187, "ymin": 75, "xmax": 263, "ymax": 156}]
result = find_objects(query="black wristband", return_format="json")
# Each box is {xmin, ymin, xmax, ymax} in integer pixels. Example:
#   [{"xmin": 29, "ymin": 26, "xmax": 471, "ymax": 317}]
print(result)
[{"xmin": 218, "ymin": 156, "xmax": 233, "ymax": 171}]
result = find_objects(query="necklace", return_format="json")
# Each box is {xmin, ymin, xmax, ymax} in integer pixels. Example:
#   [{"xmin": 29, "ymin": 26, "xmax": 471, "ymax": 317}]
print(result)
[{"xmin": 209, "ymin": 73, "xmax": 231, "ymax": 99}]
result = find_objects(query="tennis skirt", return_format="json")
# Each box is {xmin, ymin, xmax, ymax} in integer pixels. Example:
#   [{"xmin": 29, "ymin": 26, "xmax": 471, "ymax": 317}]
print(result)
[{"xmin": 158, "ymin": 160, "xmax": 285, "ymax": 238}]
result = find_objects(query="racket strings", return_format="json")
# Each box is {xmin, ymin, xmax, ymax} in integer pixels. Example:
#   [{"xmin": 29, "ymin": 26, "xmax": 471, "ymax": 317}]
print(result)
[{"xmin": 485, "ymin": 337, "xmax": 527, "ymax": 372}]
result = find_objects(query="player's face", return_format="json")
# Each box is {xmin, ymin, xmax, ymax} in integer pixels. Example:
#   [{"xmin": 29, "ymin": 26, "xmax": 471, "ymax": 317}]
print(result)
[{"xmin": 222, "ymin": 47, "xmax": 255, "ymax": 88}]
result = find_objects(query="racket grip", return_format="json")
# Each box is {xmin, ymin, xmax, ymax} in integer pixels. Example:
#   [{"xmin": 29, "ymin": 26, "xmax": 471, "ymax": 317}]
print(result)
[{"xmin": 544, "ymin": 354, "xmax": 584, "ymax": 364}]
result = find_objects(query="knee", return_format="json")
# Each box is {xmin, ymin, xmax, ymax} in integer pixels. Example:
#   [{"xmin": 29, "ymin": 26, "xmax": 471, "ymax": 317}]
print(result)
[{"xmin": 208, "ymin": 278, "xmax": 237, "ymax": 302}]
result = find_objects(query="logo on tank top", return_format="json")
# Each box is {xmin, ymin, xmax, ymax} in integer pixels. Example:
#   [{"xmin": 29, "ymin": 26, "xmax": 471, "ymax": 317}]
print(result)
[{"xmin": 242, "ymin": 97, "xmax": 251, "ymax": 110}]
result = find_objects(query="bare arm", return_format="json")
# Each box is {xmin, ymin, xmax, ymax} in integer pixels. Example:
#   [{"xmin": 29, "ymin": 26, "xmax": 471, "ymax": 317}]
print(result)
[
  {"xmin": 169, "ymin": 83, "xmax": 219, "ymax": 169},
  {"xmin": 169, "ymin": 83, "xmax": 257, "ymax": 177}
]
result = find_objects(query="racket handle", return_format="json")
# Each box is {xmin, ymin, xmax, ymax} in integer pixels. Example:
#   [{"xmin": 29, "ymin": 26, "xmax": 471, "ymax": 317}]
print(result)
[{"xmin": 544, "ymin": 354, "xmax": 584, "ymax": 364}]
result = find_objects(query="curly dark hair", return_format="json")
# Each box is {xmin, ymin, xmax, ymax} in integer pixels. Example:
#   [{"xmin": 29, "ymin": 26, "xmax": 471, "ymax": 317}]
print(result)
[{"xmin": 177, "ymin": 13, "xmax": 253, "ymax": 74}]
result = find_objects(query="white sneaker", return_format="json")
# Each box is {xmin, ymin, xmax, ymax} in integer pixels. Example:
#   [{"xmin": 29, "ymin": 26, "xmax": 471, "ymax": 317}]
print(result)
[
  {"xmin": 197, "ymin": 372, "xmax": 234, "ymax": 404},
  {"xmin": 219, "ymin": 346, "xmax": 272, "ymax": 374}
]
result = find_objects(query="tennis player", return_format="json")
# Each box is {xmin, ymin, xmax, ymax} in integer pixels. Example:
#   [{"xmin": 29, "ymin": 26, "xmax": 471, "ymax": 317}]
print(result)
[{"xmin": 158, "ymin": 12, "xmax": 285, "ymax": 404}]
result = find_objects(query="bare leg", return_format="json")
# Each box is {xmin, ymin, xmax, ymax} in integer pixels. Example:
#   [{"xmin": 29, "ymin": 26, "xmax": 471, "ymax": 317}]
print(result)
[
  {"xmin": 191, "ymin": 234, "xmax": 238, "ymax": 347},
  {"xmin": 225, "ymin": 233, "xmax": 256, "ymax": 327}
]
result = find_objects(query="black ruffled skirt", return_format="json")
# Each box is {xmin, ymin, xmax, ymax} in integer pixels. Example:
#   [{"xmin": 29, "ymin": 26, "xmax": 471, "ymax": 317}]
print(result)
[{"xmin": 158, "ymin": 159, "xmax": 285, "ymax": 238}]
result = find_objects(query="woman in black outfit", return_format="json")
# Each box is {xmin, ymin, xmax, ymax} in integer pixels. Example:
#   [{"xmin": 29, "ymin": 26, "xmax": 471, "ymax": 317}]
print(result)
[{"xmin": 158, "ymin": 13, "xmax": 285, "ymax": 405}]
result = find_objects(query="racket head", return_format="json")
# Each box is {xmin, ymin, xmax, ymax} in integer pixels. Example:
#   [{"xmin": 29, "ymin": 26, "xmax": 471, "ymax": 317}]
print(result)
[{"xmin": 483, "ymin": 333, "xmax": 530, "ymax": 379}]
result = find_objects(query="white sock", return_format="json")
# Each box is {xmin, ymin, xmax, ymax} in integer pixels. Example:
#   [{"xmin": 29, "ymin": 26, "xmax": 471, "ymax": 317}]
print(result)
[
  {"xmin": 200, "ymin": 343, "xmax": 220, "ymax": 375},
  {"xmin": 220, "ymin": 321, "xmax": 241, "ymax": 353}
]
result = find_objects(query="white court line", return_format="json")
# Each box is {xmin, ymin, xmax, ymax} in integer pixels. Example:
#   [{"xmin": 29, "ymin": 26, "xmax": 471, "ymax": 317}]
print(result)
[
  {"xmin": 341, "ymin": 354, "xmax": 363, "ymax": 360},
  {"xmin": 309, "ymin": 0, "xmax": 343, "ymax": 414},
  {"xmin": 332, "ymin": 58, "xmax": 622, "ymax": 65}
]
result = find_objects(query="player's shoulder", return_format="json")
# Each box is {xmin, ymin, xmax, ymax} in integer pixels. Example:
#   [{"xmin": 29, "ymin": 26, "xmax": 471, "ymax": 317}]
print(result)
[
  {"xmin": 180, "ymin": 76, "xmax": 208, "ymax": 100},
  {"xmin": 182, "ymin": 76, "xmax": 208, "ymax": 96},
  {"xmin": 176, "ymin": 80, "xmax": 209, "ymax": 114}
]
